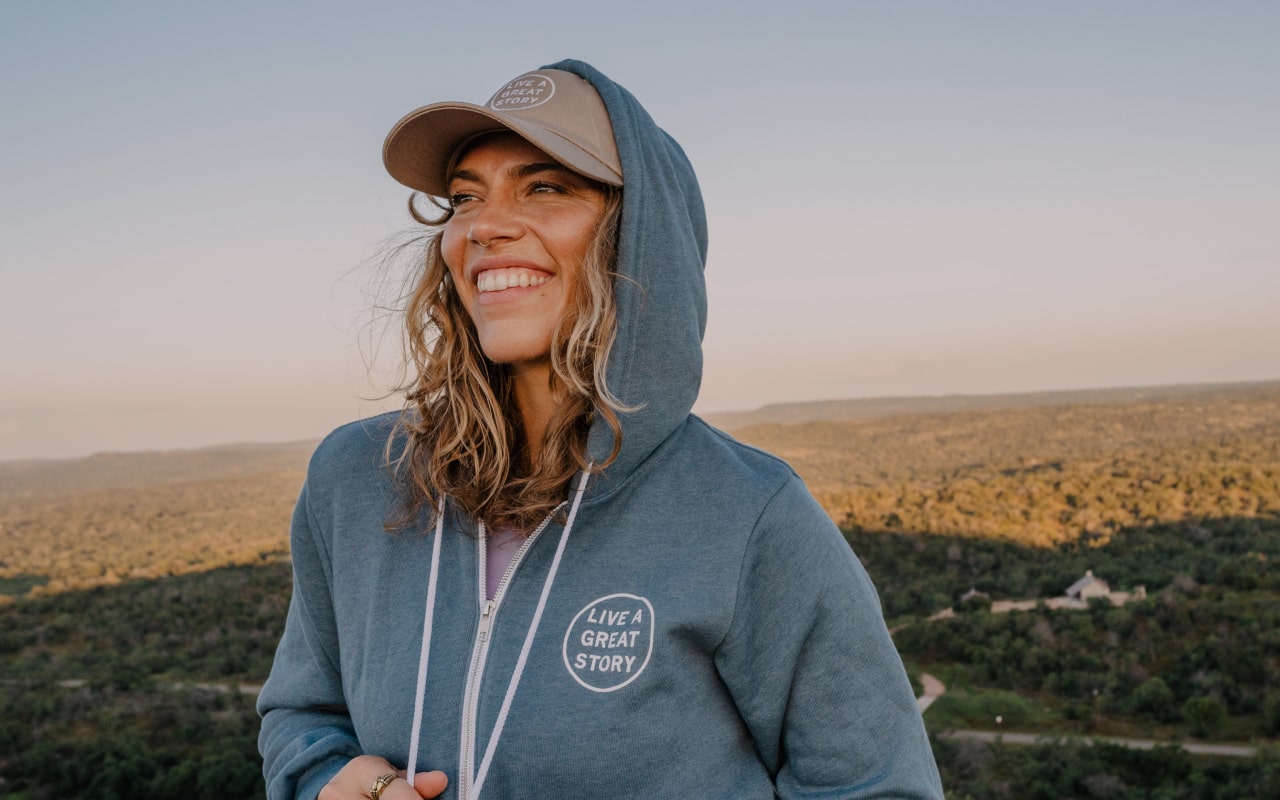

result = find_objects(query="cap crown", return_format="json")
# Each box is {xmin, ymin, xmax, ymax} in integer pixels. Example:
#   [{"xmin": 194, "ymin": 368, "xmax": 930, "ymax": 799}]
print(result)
[{"xmin": 384, "ymin": 69, "xmax": 622, "ymax": 197}]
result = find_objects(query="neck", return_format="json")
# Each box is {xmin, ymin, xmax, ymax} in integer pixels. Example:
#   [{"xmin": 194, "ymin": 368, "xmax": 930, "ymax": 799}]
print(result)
[{"xmin": 511, "ymin": 361, "xmax": 557, "ymax": 464}]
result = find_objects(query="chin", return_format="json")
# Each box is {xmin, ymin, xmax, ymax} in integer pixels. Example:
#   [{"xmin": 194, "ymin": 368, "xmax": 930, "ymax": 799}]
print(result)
[{"xmin": 478, "ymin": 339, "xmax": 554, "ymax": 368}]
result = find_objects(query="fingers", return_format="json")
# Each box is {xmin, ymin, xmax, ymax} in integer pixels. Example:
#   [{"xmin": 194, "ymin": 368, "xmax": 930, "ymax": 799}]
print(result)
[
  {"xmin": 318, "ymin": 755, "xmax": 441, "ymax": 800},
  {"xmin": 378, "ymin": 769, "xmax": 425, "ymax": 800},
  {"xmin": 413, "ymin": 770, "xmax": 449, "ymax": 798}
]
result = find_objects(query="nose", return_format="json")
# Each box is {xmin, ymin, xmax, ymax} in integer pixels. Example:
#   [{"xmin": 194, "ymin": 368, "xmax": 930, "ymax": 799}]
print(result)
[{"xmin": 466, "ymin": 194, "xmax": 525, "ymax": 249}]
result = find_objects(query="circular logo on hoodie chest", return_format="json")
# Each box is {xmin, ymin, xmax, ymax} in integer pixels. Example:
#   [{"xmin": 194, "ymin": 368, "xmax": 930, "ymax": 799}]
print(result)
[{"xmin": 562, "ymin": 594, "xmax": 654, "ymax": 692}]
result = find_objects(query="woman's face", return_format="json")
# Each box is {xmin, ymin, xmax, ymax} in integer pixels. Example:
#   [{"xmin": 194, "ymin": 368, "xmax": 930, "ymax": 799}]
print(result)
[{"xmin": 441, "ymin": 132, "xmax": 607, "ymax": 371}]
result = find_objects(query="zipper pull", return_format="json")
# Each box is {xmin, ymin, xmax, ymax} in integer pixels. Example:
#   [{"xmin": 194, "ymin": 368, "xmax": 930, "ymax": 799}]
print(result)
[{"xmin": 478, "ymin": 600, "xmax": 496, "ymax": 640}]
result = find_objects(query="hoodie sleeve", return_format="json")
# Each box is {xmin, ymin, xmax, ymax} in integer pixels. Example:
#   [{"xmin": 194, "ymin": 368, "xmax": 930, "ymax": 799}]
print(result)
[
  {"xmin": 257, "ymin": 482, "xmax": 360, "ymax": 800},
  {"xmin": 714, "ymin": 475, "xmax": 944, "ymax": 800}
]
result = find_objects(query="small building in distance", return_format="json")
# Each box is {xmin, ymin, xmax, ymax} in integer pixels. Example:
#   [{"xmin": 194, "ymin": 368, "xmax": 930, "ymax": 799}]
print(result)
[
  {"xmin": 929, "ymin": 569, "xmax": 1149, "ymax": 619},
  {"xmin": 1065, "ymin": 569, "xmax": 1111, "ymax": 601}
]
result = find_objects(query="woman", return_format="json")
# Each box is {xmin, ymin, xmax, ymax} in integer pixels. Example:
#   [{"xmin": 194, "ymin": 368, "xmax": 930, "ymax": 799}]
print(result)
[{"xmin": 258, "ymin": 60, "xmax": 943, "ymax": 800}]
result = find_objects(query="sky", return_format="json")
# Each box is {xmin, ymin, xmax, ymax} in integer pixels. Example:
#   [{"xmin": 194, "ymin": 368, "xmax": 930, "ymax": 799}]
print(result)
[{"xmin": 2, "ymin": 1, "xmax": 1277, "ymax": 461}]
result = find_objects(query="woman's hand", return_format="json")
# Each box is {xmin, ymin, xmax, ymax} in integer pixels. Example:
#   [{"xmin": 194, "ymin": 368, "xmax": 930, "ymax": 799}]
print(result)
[{"xmin": 319, "ymin": 755, "xmax": 448, "ymax": 799}]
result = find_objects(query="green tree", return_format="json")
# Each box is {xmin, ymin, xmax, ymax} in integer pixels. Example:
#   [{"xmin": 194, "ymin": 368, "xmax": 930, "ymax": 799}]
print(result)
[
  {"xmin": 1182, "ymin": 696, "xmax": 1227, "ymax": 737},
  {"xmin": 1263, "ymin": 694, "xmax": 1280, "ymax": 737},
  {"xmin": 1128, "ymin": 677, "xmax": 1177, "ymax": 722}
]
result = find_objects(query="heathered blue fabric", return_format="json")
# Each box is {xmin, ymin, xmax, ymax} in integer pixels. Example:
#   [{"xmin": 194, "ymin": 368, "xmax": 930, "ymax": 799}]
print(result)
[{"xmin": 257, "ymin": 59, "xmax": 943, "ymax": 800}]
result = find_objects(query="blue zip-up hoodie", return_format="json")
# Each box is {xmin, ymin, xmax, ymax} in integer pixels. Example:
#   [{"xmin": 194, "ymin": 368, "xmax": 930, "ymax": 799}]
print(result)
[{"xmin": 258, "ymin": 59, "xmax": 944, "ymax": 800}]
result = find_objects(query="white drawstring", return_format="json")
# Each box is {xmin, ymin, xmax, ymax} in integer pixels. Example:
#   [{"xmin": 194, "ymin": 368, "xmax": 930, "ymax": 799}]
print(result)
[{"xmin": 405, "ymin": 502, "xmax": 446, "ymax": 789}]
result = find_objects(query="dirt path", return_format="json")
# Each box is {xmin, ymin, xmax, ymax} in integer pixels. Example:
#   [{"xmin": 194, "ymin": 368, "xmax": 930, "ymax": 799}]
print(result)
[
  {"xmin": 917, "ymin": 672, "xmax": 945, "ymax": 713},
  {"xmin": 916, "ymin": 676, "xmax": 1257, "ymax": 758},
  {"xmin": 938, "ymin": 729, "xmax": 1258, "ymax": 758}
]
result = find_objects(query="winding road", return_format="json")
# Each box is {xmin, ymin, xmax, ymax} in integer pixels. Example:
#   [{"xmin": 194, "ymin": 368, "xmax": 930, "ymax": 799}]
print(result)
[
  {"xmin": 915, "ymin": 673, "xmax": 1258, "ymax": 758},
  {"xmin": 916, "ymin": 672, "xmax": 946, "ymax": 713}
]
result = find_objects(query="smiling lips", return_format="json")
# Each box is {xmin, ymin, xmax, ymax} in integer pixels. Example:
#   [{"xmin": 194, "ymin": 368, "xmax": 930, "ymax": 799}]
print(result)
[{"xmin": 476, "ymin": 267, "xmax": 553, "ymax": 294}]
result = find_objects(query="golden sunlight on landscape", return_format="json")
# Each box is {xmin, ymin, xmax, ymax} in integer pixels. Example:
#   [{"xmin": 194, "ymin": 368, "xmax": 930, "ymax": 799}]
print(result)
[
  {"xmin": 0, "ymin": 445, "xmax": 310, "ymax": 598},
  {"xmin": 724, "ymin": 385, "xmax": 1280, "ymax": 547},
  {"xmin": 3, "ymin": 383, "xmax": 1278, "ymax": 596}
]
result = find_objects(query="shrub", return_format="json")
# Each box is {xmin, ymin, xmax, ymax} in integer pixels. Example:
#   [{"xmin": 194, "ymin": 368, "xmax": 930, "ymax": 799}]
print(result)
[{"xmin": 1182, "ymin": 696, "xmax": 1227, "ymax": 737}]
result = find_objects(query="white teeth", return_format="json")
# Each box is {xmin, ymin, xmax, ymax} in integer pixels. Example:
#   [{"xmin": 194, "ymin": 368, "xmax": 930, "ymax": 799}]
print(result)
[{"xmin": 476, "ymin": 268, "xmax": 550, "ymax": 293}]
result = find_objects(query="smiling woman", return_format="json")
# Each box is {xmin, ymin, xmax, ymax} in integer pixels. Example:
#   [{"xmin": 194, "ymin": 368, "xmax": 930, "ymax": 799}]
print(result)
[
  {"xmin": 394, "ymin": 131, "xmax": 625, "ymax": 532},
  {"xmin": 442, "ymin": 135, "xmax": 606, "ymax": 369},
  {"xmin": 257, "ymin": 61, "xmax": 943, "ymax": 800}
]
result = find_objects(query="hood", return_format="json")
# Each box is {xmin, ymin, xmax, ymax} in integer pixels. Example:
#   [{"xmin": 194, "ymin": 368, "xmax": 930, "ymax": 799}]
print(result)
[{"xmin": 546, "ymin": 60, "xmax": 709, "ymax": 496}]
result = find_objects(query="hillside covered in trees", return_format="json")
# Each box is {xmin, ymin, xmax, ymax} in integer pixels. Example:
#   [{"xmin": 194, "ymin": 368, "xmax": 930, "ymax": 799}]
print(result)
[
  {"xmin": 732, "ymin": 381, "xmax": 1280, "ymax": 546},
  {"xmin": 0, "ymin": 442, "xmax": 311, "ymax": 597},
  {"xmin": 1, "ymin": 381, "xmax": 1277, "ymax": 798}
]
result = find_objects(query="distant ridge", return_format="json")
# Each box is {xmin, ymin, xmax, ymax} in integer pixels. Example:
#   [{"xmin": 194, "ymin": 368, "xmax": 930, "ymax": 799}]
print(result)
[
  {"xmin": 0, "ymin": 439, "xmax": 319, "ymax": 499},
  {"xmin": 4, "ymin": 381, "xmax": 1277, "ymax": 493},
  {"xmin": 701, "ymin": 380, "xmax": 1280, "ymax": 432}
]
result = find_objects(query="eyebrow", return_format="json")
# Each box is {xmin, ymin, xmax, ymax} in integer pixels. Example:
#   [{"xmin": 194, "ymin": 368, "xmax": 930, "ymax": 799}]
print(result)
[
  {"xmin": 449, "ymin": 161, "xmax": 576, "ymax": 186},
  {"xmin": 514, "ymin": 161, "xmax": 572, "ymax": 179}
]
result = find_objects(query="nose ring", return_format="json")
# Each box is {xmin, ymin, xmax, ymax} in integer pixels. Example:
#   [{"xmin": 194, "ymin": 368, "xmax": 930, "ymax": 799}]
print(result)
[{"xmin": 468, "ymin": 224, "xmax": 491, "ymax": 248}]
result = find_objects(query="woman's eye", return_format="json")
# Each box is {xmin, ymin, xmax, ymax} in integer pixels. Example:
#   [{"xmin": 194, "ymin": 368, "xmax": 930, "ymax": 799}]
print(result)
[
  {"xmin": 449, "ymin": 192, "xmax": 477, "ymax": 208},
  {"xmin": 530, "ymin": 182, "xmax": 564, "ymax": 195}
]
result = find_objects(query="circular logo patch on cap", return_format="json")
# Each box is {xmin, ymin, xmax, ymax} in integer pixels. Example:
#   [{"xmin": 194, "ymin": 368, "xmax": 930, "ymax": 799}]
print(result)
[
  {"xmin": 489, "ymin": 73, "xmax": 556, "ymax": 112},
  {"xmin": 562, "ymin": 594, "xmax": 654, "ymax": 692}
]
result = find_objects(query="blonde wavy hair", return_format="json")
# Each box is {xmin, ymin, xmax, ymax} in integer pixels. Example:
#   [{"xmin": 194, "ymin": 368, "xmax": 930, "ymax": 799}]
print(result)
[{"xmin": 386, "ymin": 184, "xmax": 625, "ymax": 532}]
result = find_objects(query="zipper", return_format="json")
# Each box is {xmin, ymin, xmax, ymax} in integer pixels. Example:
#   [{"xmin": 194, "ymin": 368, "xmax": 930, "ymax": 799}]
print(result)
[{"xmin": 457, "ymin": 509, "xmax": 563, "ymax": 800}]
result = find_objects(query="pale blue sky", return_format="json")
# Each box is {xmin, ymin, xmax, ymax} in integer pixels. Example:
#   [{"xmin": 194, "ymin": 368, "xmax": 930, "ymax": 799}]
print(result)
[{"xmin": 2, "ymin": 1, "xmax": 1277, "ymax": 460}]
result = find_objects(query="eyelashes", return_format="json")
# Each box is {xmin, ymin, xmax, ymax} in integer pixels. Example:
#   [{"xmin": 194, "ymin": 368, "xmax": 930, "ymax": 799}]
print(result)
[{"xmin": 449, "ymin": 182, "xmax": 568, "ymax": 209}]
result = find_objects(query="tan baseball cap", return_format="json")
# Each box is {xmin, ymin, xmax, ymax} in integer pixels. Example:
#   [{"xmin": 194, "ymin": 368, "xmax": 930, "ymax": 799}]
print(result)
[{"xmin": 383, "ymin": 68, "xmax": 623, "ymax": 197}]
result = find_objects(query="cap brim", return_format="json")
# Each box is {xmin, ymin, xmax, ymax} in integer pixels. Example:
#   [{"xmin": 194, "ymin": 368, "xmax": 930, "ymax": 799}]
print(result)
[{"xmin": 383, "ymin": 102, "xmax": 622, "ymax": 197}]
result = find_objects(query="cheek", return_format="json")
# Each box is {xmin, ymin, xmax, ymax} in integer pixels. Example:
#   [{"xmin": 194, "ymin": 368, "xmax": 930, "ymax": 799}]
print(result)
[
  {"xmin": 440, "ymin": 222, "xmax": 465, "ymax": 269},
  {"xmin": 440, "ymin": 224, "xmax": 469, "ymax": 293},
  {"xmin": 551, "ymin": 219, "xmax": 599, "ymax": 278}
]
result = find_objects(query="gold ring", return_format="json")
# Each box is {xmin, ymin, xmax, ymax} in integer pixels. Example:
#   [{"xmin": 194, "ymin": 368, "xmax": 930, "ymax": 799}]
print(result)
[{"xmin": 370, "ymin": 772, "xmax": 397, "ymax": 800}]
